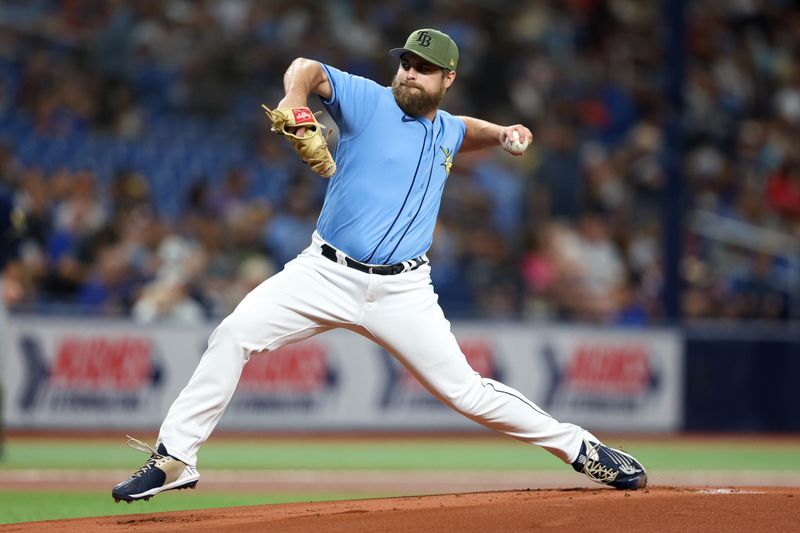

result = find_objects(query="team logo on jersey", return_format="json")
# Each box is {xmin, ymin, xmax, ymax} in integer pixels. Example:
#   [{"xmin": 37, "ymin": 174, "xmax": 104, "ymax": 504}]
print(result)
[{"xmin": 440, "ymin": 146, "xmax": 453, "ymax": 176}]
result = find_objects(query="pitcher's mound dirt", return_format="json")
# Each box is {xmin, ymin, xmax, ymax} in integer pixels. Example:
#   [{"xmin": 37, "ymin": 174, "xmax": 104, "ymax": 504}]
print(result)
[{"xmin": 5, "ymin": 487, "xmax": 799, "ymax": 533}]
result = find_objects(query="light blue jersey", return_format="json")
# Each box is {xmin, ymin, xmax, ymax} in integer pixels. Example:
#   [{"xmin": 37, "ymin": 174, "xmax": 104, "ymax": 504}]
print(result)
[{"xmin": 316, "ymin": 64, "xmax": 466, "ymax": 265}]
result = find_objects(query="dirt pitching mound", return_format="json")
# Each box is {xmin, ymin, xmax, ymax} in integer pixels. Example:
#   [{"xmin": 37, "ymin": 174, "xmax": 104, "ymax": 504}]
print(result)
[{"xmin": 5, "ymin": 487, "xmax": 799, "ymax": 533}]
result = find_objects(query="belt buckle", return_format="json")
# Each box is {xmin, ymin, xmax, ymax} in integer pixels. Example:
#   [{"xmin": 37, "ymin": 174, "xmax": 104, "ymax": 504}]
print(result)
[{"xmin": 368, "ymin": 266, "xmax": 374, "ymax": 274}]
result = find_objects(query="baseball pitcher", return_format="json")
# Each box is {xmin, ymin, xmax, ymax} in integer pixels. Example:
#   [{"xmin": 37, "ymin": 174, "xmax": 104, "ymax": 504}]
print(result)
[{"xmin": 113, "ymin": 28, "xmax": 646, "ymax": 503}]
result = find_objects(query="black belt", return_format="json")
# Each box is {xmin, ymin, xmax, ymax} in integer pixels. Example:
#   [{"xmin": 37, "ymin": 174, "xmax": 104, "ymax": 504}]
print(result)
[{"xmin": 320, "ymin": 243, "xmax": 426, "ymax": 275}]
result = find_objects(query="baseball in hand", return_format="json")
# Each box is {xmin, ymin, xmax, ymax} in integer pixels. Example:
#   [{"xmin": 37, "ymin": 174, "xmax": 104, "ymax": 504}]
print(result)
[{"xmin": 505, "ymin": 130, "xmax": 529, "ymax": 154}]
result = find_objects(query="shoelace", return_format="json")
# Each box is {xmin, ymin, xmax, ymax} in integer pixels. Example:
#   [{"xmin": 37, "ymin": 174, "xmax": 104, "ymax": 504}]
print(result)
[
  {"xmin": 582, "ymin": 442, "xmax": 620, "ymax": 483},
  {"xmin": 583, "ymin": 459, "xmax": 619, "ymax": 483},
  {"xmin": 126, "ymin": 435, "xmax": 164, "ymax": 478}
]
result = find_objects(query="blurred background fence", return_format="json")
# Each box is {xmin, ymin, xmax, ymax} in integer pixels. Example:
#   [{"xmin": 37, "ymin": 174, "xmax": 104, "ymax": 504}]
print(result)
[{"xmin": 0, "ymin": 0, "xmax": 798, "ymax": 435}]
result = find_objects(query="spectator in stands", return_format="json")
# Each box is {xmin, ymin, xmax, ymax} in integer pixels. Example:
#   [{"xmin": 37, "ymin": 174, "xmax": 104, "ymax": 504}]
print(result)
[
  {"xmin": 0, "ymin": 0, "xmax": 797, "ymax": 322},
  {"xmin": 766, "ymin": 160, "xmax": 800, "ymax": 222}
]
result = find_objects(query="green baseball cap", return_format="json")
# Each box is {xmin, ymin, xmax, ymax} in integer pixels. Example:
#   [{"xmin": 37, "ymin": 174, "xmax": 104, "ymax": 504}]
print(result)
[{"xmin": 389, "ymin": 28, "xmax": 459, "ymax": 71}]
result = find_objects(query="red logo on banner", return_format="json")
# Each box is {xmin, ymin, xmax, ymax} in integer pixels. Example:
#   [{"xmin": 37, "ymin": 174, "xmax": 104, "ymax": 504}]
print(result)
[
  {"xmin": 240, "ymin": 343, "xmax": 327, "ymax": 393},
  {"xmin": 463, "ymin": 340, "xmax": 495, "ymax": 376},
  {"xmin": 398, "ymin": 339, "xmax": 497, "ymax": 391},
  {"xmin": 292, "ymin": 108, "xmax": 314, "ymax": 125},
  {"xmin": 51, "ymin": 337, "xmax": 153, "ymax": 391},
  {"xmin": 565, "ymin": 344, "xmax": 650, "ymax": 394}
]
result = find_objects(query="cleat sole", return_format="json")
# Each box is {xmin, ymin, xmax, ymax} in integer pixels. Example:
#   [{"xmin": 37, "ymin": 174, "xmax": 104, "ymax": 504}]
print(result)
[
  {"xmin": 111, "ymin": 480, "xmax": 199, "ymax": 503},
  {"xmin": 612, "ymin": 472, "xmax": 648, "ymax": 490}
]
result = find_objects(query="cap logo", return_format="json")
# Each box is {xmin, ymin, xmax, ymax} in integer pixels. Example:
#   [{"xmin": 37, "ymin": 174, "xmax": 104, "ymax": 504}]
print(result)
[{"xmin": 415, "ymin": 31, "xmax": 432, "ymax": 47}]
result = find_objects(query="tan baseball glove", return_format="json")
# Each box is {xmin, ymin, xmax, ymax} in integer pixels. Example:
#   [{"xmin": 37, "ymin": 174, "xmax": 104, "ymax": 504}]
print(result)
[{"xmin": 261, "ymin": 105, "xmax": 336, "ymax": 178}]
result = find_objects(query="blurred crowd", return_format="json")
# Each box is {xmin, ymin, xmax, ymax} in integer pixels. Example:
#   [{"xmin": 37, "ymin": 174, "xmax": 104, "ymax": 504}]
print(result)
[{"xmin": 0, "ymin": 0, "xmax": 797, "ymax": 324}]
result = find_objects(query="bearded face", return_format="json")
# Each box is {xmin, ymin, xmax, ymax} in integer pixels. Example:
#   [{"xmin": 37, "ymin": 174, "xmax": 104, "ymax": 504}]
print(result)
[{"xmin": 391, "ymin": 75, "xmax": 447, "ymax": 117}]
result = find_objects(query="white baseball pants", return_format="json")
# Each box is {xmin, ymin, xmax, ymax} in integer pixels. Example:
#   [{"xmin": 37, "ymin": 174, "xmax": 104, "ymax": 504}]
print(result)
[{"xmin": 158, "ymin": 233, "xmax": 585, "ymax": 466}]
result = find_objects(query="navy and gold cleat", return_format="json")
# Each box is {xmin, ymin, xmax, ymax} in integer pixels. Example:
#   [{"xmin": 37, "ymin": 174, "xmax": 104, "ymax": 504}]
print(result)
[
  {"xmin": 572, "ymin": 435, "xmax": 647, "ymax": 490},
  {"xmin": 112, "ymin": 436, "xmax": 200, "ymax": 503}
]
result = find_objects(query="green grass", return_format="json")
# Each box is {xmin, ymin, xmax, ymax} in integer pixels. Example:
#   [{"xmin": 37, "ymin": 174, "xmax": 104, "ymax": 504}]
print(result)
[
  {"xmin": 1, "ymin": 436, "xmax": 799, "ymax": 524},
  {"xmin": 0, "ymin": 490, "xmax": 383, "ymax": 525},
  {"xmin": 1, "ymin": 437, "xmax": 799, "ymax": 471},
  {"xmin": 634, "ymin": 443, "xmax": 800, "ymax": 471},
  {"xmin": 0, "ymin": 438, "xmax": 567, "ymax": 470}
]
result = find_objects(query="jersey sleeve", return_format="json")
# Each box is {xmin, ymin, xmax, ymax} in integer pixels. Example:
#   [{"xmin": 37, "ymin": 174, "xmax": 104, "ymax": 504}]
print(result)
[
  {"xmin": 453, "ymin": 115, "xmax": 467, "ymax": 154},
  {"xmin": 319, "ymin": 64, "xmax": 383, "ymax": 140}
]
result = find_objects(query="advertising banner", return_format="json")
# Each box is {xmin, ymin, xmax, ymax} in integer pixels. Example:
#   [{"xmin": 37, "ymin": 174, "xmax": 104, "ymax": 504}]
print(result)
[
  {"xmin": 3, "ymin": 318, "xmax": 682, "ymax": 431},
  {"xmin": 526, "ymin": 326, "xmax": 683, "ymax": 430},
  {"xmin": 4, "ymin": 319, "xmax": 208, "ymax": 429}
]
